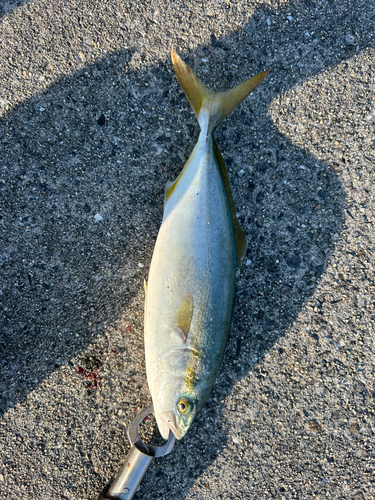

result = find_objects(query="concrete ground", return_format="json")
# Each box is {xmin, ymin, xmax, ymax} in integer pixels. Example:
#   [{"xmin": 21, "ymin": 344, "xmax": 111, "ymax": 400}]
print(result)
[{"xmin": 0, "ymin": 0, "xmax": 374, "ymax": 499}]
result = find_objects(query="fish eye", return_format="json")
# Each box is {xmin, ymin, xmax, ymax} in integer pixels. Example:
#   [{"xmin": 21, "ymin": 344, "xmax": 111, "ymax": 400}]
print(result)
[{"xmin": 177, "ymin": 397, "xmax": 193, "ymax": 415}]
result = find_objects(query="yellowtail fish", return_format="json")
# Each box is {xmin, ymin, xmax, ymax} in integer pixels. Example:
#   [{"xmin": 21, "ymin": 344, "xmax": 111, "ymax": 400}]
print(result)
[{"xmin": 144, "ymin": 50, "xmax": 268, "ymax": 440}]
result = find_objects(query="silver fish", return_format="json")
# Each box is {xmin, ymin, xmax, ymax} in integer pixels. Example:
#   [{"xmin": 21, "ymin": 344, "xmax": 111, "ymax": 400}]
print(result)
[{"xmin": 144, "ymin": 50, "xmax": 268, "ymax": 440}]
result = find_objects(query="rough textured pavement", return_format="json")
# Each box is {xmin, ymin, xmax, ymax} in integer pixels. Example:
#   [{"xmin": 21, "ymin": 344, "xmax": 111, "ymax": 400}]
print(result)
[{"xmin": 0, "ymin": 0, "xmax": 375, "ymax": 499}]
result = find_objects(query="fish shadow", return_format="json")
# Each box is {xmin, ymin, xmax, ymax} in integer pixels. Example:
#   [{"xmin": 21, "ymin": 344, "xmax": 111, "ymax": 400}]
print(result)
[{"xmin": 0, "ymin": 0, "xmax": 373, "ymax": 498}]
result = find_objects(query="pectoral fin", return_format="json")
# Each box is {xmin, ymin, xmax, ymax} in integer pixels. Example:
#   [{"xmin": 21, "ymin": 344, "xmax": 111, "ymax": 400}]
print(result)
[{"xmin": 174, "ymin": 294, "xmax": 194, "ymax": 342}]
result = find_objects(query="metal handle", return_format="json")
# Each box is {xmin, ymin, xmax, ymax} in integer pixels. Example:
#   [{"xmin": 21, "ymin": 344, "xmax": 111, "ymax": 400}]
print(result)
[
  {"xmin": 99, "ymin": 406, "xmax": 175, "ymax": 500},
  {"xmin": 107, "ymin": 445, "xmax": 154, "ymax": 499}
]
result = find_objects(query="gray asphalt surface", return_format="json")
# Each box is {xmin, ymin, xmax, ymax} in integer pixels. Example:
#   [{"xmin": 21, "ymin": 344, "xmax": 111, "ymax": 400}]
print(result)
[{"xmin": 0, "ymin": 0, "xmax": 374, "ymax": 499}]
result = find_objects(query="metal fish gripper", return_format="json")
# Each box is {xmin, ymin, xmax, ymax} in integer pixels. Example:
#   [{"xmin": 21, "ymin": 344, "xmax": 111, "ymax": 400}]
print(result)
[{"xmin": 99, "ymin": 405, "xmax": 175, "ymax": 500}]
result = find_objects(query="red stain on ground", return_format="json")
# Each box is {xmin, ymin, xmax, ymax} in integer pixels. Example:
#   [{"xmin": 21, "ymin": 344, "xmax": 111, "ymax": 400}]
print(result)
[
  {"xmin": 126, "ymin": 324, "xmax": 132, "ymax": 331},
  {"xmin": 77, "ymin": 366, "xmax": 101, "ymax": 390}
]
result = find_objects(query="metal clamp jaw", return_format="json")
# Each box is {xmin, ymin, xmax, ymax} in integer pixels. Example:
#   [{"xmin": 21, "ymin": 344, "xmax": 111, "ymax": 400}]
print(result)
[{"xmin": 99, "ymin": 406, "xmax": 175, "ymax": 500}]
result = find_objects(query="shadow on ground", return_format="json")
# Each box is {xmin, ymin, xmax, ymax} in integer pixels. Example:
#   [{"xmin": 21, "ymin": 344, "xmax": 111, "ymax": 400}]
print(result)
[
  {"xmin": 0, "ymin": 0, "xmax": 374, "ymax": 497},
  {"xmin": 0, "ymin": 0, "xmax": 31, "ymax": 18}
]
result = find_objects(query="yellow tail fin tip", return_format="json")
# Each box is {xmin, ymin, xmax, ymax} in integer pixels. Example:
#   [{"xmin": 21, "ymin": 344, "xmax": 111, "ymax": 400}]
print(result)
[{"xmin": 171, "ymin": 50, "xmax": 269, "ymax": 131}]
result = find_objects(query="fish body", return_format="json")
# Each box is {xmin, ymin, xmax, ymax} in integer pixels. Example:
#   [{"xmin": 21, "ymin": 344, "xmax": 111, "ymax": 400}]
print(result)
[{"xmin": 144, "ymin": 50, "xmax": 268, "ymax": 440}]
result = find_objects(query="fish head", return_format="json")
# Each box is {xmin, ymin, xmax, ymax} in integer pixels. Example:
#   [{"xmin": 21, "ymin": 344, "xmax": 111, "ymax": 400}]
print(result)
[{"xmin": 152, "ymin": 373, "xmax": 201, "ymax": 440}]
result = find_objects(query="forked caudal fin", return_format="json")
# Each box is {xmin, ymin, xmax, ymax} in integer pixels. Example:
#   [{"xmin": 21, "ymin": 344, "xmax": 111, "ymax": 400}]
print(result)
[{"xmin": 171, "ymin": 49, "xmax": 269, "ymax": 133}]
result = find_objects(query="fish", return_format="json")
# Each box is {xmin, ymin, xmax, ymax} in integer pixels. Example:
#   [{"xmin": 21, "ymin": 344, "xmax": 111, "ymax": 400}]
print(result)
[{"xmin": 144, "ymin": 49, "xmax": 268, "ymax": 440}]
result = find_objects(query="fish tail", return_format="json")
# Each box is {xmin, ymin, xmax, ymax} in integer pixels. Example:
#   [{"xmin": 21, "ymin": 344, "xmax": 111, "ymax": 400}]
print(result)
[{"xmin": 171, "ymin": 49, "xmax": 269, "ymax": 132}]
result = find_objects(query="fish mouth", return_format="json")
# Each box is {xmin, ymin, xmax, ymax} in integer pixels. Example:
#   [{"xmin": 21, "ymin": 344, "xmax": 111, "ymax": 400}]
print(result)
[{"xmin": 161, "ymin": 410, "xmax": 182, "ymax": 440}]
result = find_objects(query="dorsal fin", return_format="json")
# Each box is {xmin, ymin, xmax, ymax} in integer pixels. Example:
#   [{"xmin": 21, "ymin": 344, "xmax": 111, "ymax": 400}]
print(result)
[
  {"xmin": 174, "ymin": 294, "xmax": 194, "ymax": 341},
  {"xmin": 213, "ymin": 138, "xmax": 247, "ymax": 268},
  {"xmin": 164, "ymin": 179, "xmax": 176, "ymax": 205}
]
